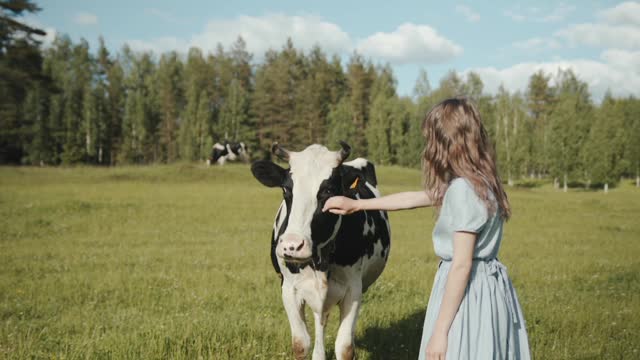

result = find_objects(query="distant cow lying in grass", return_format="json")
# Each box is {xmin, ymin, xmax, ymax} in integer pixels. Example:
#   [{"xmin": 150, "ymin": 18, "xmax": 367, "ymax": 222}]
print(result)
[
  {"xmin": 251, "ymin": 142, "xmax": 391, "ymax": 360},
  {"xmin": 207, "ymin": 141, "xmax": 248, "ymax": 165}
]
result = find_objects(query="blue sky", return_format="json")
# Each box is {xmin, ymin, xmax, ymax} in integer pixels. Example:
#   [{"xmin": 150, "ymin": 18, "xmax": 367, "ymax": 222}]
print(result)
[{"xmin": 29, "ymin": 1, "xmax": 640, "ymax": 101}]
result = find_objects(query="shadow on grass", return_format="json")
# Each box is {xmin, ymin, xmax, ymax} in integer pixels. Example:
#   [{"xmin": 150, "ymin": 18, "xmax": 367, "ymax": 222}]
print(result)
[{"xmin": 358, "ymin": 309, "xmax": 425, "ymax": 360}]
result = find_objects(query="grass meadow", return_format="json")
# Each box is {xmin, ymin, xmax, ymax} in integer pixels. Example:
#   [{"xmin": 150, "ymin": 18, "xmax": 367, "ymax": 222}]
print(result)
[{"xmin": 0, "ymin": 164, "xmax": 639, "ymax": 359}]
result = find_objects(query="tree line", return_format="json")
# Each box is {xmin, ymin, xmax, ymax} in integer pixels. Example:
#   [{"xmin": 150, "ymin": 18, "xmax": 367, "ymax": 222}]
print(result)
[{"xmin": 1, "ymin": 1, "xmax": 639, "ymax": 188}]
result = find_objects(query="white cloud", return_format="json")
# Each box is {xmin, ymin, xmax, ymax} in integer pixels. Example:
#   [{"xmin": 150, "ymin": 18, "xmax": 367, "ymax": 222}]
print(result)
[
  {"xmin": 556, "ymin": 23, "xmax": 640, "ymax": 50},
  {"xmin": 127, "ymin": 15, "xmax": 462, "ymax": 65},
  {"xmin": 503, "ymin": 3, "xmax": 575, "ymax": 23},
  {"xmin": 600, "ymin": 49, "xmax": 640, "ymax": 73},
  {"xmin": 540, "ymin": 3, "xmax": 576, "ymax": 23},
  {"xmin": 503, "ymin": 9, "xmax": 526, "ymax": 22},
  {"xmin": 194, "ymin": 14, "xmax": 351, "ymax": 55},
  {"xmin": 356, "ymin": 23, "xmax": 462, "ymax": 64},
  {"xmin": 599, "ymin": 1, "xmax": 640, "ymax": 26},
  {"xmin": 554, "ymin": 2, "xmax": 640, "ymax": 50},
  {"xmin": 513, "ymin": 2, "xmax": 640, "ymax": 51},
  {"xmin": 129, "ymin": 14, "xmax": 351, "ymax": 57},
  {"xmin": 503, "ymin": 2, "xmax": 640, "ymax": 100},
  {"xmin": 513, "ymin": 37, "xmax": 561, "ymax": 51},
  {"xmin": 468, "ymin": 51, "xmax": 640, "ymax": 101},
  {"xmin": 74, "ymin": 12, "xmax": 98, "ymax": 26},
  {"xmin": 144, "ymin": 8, "xmax": 186, "ymax": 25},
  {"xmin": 455, "ymin": 5, "xmax": 480, "ymax": 22}
]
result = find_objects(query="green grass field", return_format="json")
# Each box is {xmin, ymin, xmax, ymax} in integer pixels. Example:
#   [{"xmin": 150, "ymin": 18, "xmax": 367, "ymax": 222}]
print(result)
[{"xmin": 1, "ymin": 164, "xmax": 639, "ymax": 359}]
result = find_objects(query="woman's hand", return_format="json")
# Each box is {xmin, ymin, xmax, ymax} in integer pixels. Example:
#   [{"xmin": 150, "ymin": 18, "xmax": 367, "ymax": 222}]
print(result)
[
  {"xmin": 322, "ymin": 196, "xmax": 360, "ymax": 215},
  {"xmin": 425, "ymin": 331, "xmax": 448, "ymax": 360}
]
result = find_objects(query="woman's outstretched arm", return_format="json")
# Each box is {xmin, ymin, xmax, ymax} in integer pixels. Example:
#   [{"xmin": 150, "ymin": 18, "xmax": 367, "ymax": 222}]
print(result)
[{"xmin": 322, "ymin": 190, "xmax": 432, "ymax": 215}]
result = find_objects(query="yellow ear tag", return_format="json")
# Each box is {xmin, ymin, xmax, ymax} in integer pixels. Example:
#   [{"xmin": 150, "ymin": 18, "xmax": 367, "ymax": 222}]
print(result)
[{"xmin": 349, "ymin": 177, "xmax": 359, "ymax": 189}]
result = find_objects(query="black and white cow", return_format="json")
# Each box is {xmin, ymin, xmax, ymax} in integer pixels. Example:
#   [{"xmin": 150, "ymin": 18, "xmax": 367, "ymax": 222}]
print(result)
[
  {"xmin": 207, "ymin": 141, "xmax": 248, "ymax": 165},
  {"xmin": 251, "ymin": 142, "xmax": 391, "ymax": 360}
]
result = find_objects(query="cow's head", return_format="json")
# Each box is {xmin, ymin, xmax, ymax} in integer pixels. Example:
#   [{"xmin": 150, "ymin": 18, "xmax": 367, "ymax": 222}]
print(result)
[{"xmin": 251, "ymin": 142, "xmax": 362, "ymax": 263}]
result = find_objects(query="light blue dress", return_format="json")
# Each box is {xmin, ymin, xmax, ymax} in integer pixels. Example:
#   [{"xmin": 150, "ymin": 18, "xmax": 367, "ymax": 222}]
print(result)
[{"xmin": 418, "ymin": 177, "xmax": 531, "ymax": 360}]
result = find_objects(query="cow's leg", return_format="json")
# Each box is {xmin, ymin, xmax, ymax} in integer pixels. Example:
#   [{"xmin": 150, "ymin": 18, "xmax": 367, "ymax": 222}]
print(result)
[
  {"xmin": 311, "ymin": 311, "xmax": 329, "ymax": 360},
  {"xmin": 335, "ymin": 285, "xmax": 362, "ymax": 360},
  {"xmin": 282, "ymin": 285, "xmax": 311, "ymax": 359},
  {"xmin": 217, "ymin": 156, "xmax": 226, "ymax": 166}
]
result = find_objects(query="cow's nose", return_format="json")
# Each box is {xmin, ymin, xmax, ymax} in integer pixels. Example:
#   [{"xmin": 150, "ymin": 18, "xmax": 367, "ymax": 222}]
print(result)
[
  {"xmin": 286, "ymin": 242, "xmax": 304, "ymax": 251},
  {"xmin": 279, "ymin": 233, "xmax": 309, "ymax": 257}
]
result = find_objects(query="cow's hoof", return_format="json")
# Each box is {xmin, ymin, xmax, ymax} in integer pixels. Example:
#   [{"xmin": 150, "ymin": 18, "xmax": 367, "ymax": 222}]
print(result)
[
  {"xmin": 292, "ymin": 338, "xmax": 309, "ymax": 360},
  {"xmin": 338, "ymin": 344, "xmax": 354, "ymax": 360}
]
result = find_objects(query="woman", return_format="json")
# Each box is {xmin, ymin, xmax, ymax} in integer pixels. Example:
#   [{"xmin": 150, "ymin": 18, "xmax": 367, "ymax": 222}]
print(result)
[{"xmin": 323, "ymin": 97, "xmax": 531, "ymax": 359}]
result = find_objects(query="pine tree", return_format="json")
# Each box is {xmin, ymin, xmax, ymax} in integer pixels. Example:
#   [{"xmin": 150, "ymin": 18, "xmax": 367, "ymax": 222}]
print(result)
[
  {"xmin": 434, "ymin": 70, "xmax": 465, "ymax": 99},
  {"xmin": 24, "ymin": 80, "xmax": 51, "ymax": 164},
  {"xmin": 406, "ymin": 69, "xmax": 435, "ymax": 168},
  {"xmin": 511, "ymin": 93, "xmax": 534, "ymax": 179},
  {"xmin": 96, "ymin": 41, "xmax": 125, "ymax": 165},
  {"xmin": 584, "ymin": 94, "xmax": 624, "ymax": 188},
  {"xmin": 294, "ymin": 55, "xmax": 318, "ymax": 146},
  {"xmin": 61, "ymin": 39, "xmax": 92, "ymax": 164},
  {"xmin": 413, "ymin": 69, "xmax": 431, "ymax": 100},
  {"xmin": 179, "ymin": 83, "xmax": 199, "ymax": 161},
  {"xmin": 370, "ymin": 64, "xmax": 396, "ymax": 100},
  {"xmin": 493, "ymin": 87, "xmax": 528, "ymax": 184},
  {"xmin": 326, "ymin": 97, "xmax": 356, "ymax": 149},
  {"xmin": 218, "ymin": 78, "xmax": 249, "ymax": 142},
  {"xmin": 229, "ymin": 36, "xmax": 252, "ymax": 91},
  {"xmin": 82, "ymin": 83, "xmax": 97, "ymax": 162},
  {"xmin": 279, "ymin": 39, "xmax": 305, "ymax": 149},
  {"xmin": 0, "ymin": 0, "xmax": 47, "ymax": 163},
  {"xmin": 155, "ymin": 51, "xmax": 183, "ymax": 162},
  {"xmin": 297, "ymin": 46, "xmax": 334, "ymax": 145},
  {"xmin": 391, "ymin": 97, "xmax": 413, "ymax": 165},
  {"xmin": 328, "ymin": 54, "xmax": 347, "ymax": 105},
  {"xmin": 363, "ymin": 65, "xmax": 400, "ymax": 165},
  {"xmin": 119, "ymin": 47, "xmax": 157, "ymax": 163},
  {"xmin": 195, "ymin": 89, "xmax": 211, "ymax": 160},
  {"xmin": 548, "ymin": 70, "xmax": 593, "ymax": 190},
  {"xmin": 366, "ymin": 94, "xmax": 392, "ymax": 165},
  {"xmin": 92, "ymin": 37, "xmax": 114, "ymax": 164},
  {"xmin": 251, "ymin": 55, "xmax": 276, "ymax": 158},
  {"xmin": 494, "ymin": 86, "xmax": 512, "ymax": 184},
  {"xmin": 208, "ymin": 44, "xmax": 231, "ymax": 142},
  {"xmin": 464, "ymin": 72, "xmax": 484, "ymax": 102},
  {"xmin": 251, "ymin": 41, "xmax": 303, "ymax": 153},
  {"xmin": 526, "ymin": 70, "xmax": 555, "ymax": 177},
  {"xmin": 346, "ymin": 53, "xmax": 374, "ymax": 155},
  {"xmin": 620, "ymin": 97, "xmax": 640, "ymax": 186},
  {"xmin": 42, "ymin": 37, "xmax": 71, "ymax": 164}
]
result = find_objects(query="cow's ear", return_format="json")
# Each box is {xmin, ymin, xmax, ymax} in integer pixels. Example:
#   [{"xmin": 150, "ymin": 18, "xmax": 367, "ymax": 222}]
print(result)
[
  {"xmin": 340, "ymin": 166, "xmax": 362, "ymax": 193},
  {"xmin": 251, "ymin": 160, "xmax": 287, "ymax": 187}
]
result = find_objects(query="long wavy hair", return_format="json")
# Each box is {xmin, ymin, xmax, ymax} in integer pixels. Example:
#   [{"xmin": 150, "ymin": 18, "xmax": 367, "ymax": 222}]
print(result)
[{"xmin": 422, "ymin": 97, "xmax": 511, "ymax": 220}]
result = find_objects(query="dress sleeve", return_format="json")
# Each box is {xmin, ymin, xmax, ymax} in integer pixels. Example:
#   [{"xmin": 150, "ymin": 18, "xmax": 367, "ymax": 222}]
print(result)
[{"xmin": 444, "ymin": 178, "xmax": 488, "ymax": 233}]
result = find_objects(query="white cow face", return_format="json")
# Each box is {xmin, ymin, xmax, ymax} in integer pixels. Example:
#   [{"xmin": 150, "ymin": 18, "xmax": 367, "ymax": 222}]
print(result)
[{"xmin": 252, "ymin": 143, "xmax": 356, "ymax": 263}]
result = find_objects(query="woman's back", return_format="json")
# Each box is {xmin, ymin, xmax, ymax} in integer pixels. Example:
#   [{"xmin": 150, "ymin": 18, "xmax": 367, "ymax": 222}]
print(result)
[{"xmin": 432, "ymin": 177, "xmax": 504, "ymax": 261}]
